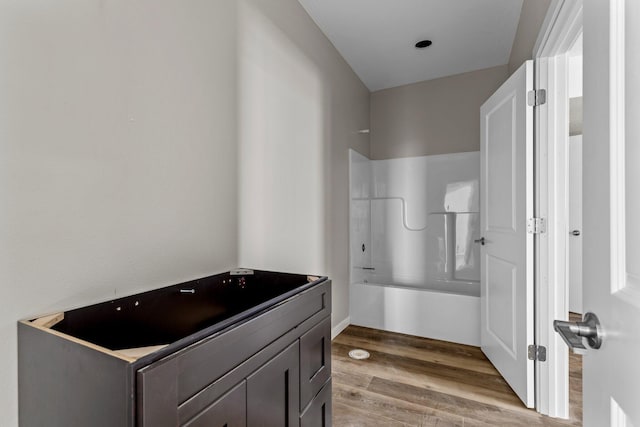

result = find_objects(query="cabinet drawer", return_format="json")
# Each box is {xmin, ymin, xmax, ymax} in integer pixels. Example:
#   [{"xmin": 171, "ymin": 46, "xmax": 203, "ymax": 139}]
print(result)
[
  {"xmin": 300, "ymin": 317, "xmax": 331, "ymax": 411},
  {"xmin": 300, "ymin": 379, "xmax": 332, "ymax": 427},
  {"xmin": 183, "ymin": 381, "xmax": 246, "ymax": 427}
]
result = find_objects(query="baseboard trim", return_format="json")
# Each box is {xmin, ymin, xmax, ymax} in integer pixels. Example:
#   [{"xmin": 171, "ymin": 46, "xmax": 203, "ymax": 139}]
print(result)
[{"xmin": 331, "ymin": 316, "xmax": 350, "ymax": 340}]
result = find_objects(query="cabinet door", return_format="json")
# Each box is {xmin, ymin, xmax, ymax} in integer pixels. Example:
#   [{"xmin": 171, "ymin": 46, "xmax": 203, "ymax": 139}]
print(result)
[
  {"xmin": 183, "ymin": 381, "xmax": 246, "ymax": 427},
  {"xmin": 300, "ymin": 379, "xmax": 332, "ymax": 427},
  {"xmin": 299, "ymin": 317, "xmax": 331, "ymax": 410},
  {"xmin": 247, "ymin": 341, "xmax": 299, "ymax": 427}
]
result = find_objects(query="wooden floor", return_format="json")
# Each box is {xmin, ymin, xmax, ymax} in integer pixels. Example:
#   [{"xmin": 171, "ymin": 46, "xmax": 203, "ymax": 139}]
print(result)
[{"xmin": 332, "ymin": 322, "xmax": 582, "ymax": 426}]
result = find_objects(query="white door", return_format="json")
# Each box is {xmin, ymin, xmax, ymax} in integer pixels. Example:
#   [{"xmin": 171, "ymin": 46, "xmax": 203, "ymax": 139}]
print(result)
[
  {"xmin": 568, "ymin": 135, "xmax": 583, "ymax": 314},
  {"xmin": 579, "ymin": 0, "xmax": 640, "ymax": 425},
  {"xmin": 480, "ymin": 60, "xmax": 534, "ymax": 407}
]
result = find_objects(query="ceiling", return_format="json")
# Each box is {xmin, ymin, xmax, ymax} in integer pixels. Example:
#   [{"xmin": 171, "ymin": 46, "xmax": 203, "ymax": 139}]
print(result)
[{"xmin": 298, "ymin": 0, "xmax": 524, "ymax": 92}]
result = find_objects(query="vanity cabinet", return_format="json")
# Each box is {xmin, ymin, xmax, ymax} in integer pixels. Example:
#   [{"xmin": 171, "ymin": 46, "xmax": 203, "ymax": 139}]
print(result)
[{"xmin": 19, "ymin": 270, "xmax": 332, "ymax": 427}]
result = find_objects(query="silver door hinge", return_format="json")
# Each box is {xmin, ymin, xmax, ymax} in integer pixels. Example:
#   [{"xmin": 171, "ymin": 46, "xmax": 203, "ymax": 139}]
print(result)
[
  {"xmin": 528, "ymin": 345, "xmax": 547, "ymax": 361},
  {"xmin": 527, "ymin": 217, "xmax": 547, "ymax": 234},
  {"xmin": 527, "ymin": 89, "xmax": 547, "ymax": 107}
]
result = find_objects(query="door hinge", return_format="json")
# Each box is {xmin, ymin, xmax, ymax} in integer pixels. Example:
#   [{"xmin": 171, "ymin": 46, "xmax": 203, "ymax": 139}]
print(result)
[
  {"xmin": 527, "ymin": 89, "xmax": 547, "ymax": 107},
  {"xmin": 528, "ymin": 345, "xmax": 547, "ymax": 362},
  {"xmin": 527, "ymin": 217, "xmax": 547, "ymax": 234}
]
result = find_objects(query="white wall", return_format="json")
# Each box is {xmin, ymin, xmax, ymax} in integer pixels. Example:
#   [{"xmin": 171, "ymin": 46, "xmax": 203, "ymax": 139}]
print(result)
[{"xmin": 0, "ymin": 0, "xmax": 369, "ymax": 424}]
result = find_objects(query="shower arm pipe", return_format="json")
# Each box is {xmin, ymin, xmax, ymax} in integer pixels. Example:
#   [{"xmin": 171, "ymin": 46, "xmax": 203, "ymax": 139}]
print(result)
[{"xmin": 352, "ymin": 196, "xmax": 478, "ymax": 232}]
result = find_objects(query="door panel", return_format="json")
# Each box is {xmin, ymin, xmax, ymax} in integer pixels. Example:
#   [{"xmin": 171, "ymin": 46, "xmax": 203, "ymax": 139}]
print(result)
[
  {"xmin": 582, "ymin": 0, "xmax": 640, "ymax": 425},
  {"xmin": 568, "ymin": 136, "xmax": 583, "ymax": 314},
  {"xmin": 480, "ymin": 60, "xmax": 534, "ymax": 408},
  {"xmin": 247, "ymin": 341, "xmax": 300, "ymax": 427},
  {"xmin": 486, "ymin": 96, "xmax": 517, "ymax": 233},
  {"xmin": 486, "ymin": 255, "xmax": 517, "ymax": 356}
]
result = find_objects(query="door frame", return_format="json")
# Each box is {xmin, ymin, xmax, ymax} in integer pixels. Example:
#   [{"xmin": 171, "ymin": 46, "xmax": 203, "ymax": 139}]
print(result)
[{"xmin": 532, "ymin": 0, "xmax": 583, "ymax": 418}]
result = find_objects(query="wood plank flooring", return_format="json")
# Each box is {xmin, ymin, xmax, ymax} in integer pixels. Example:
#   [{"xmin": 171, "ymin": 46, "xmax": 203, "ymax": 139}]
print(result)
[{"xmin": 332, "ymin": 324, "xmax": 582, "ymax": 426}]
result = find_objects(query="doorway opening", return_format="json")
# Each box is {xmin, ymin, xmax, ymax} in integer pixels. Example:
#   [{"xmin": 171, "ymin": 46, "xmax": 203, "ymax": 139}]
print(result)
[
  {"xmin": 532, "ymin": 0, "xmax": 584, "ymax": 419},
  {"xmin": 566, "ymin": 32, "xmax": 584, "ymax": 423}
]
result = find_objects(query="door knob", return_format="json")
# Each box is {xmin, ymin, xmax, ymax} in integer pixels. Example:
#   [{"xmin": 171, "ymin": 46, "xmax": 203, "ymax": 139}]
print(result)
[
  {"xmin": 474, "ymin": 237, "xmax": 486, "ymax": 245},
  {"xmin": 553, "ymin": 312, "xmax": 603, "ymax": 354},
  {"xmin": 570, "ymin": 230, "xmax": 581, "ymax": 236}
]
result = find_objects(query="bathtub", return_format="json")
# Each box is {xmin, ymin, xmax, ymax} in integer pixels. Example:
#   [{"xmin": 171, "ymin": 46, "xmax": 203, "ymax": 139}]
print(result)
[
  {"xmin": 348, "ymin": 150, "xmax": 482, "ymax": 347},
  {"xmin": 349, "ymin": 279, "xmax": 480, "ymax": 346}
]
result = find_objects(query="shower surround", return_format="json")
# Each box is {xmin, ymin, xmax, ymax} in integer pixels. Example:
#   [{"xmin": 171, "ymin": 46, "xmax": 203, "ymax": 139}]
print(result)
[{"xmin": 349, "ymin": 150, "xmax": 481, "ymax": 345}]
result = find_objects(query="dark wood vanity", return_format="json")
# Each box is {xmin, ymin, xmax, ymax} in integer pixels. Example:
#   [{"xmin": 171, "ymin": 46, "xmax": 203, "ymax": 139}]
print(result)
[{"xmin": 18, "ymin": 269, "xmax": 332, "ymax": 427}]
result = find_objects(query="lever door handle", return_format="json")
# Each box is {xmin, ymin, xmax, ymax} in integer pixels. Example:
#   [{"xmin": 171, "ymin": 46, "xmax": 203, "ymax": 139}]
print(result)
[
  {"xmin": 474, "ymin": 237, "xmax": 486, "ymax": 245},
  {"xmin": 570, "ymin": 230, "xmax": 581, "ymax": 236},
  {"xmin": 553, "ymin": 312, "xmax": 603, "ymax": 354}
]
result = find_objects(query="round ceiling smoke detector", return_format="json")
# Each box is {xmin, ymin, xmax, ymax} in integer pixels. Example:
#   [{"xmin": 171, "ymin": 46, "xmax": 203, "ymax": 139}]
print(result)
[
  {"xmin": 415, "ymin": 40, "xmax": 433, "ymax": 49},
  {"xmin": 348, "ymin": 349, "xmax": 371, "ymax": 360}
]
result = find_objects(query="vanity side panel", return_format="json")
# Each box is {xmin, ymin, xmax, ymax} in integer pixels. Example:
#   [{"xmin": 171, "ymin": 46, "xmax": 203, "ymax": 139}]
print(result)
[{"xmin": 18, "ymin": 322, "xmax": 132, "ymax": 427}]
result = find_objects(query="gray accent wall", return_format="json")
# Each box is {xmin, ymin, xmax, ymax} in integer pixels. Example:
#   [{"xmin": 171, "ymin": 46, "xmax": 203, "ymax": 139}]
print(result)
[
  {"xmin": 370, "ymin": 65, "xmax": 509, "ymax": 159},
  {"xmin": 235, "ymin": 0, "xmax": 370, "ymax": 339},
  {"xmin": 508, "ymin": 0, "xmax": 553, "ymax": 73},
  {"xmin": 0, "ymin": 0, "xmax": 369, "ymax": 425}
]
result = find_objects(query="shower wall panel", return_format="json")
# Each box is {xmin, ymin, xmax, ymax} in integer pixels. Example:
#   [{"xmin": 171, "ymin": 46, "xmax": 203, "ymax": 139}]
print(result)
[
  {"xmin": 350, "ymin": 151, "xmax": 481, "ymax": 290},
  {"xmin": 349, "ymin": 150, "xmax": 372, "ymax": 285}
]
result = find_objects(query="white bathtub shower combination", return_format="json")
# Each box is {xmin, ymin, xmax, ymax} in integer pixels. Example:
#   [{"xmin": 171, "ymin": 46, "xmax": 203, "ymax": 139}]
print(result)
[{"xmin": 349, "ymin": 150, "xmax": 481, "ymax": 346}]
